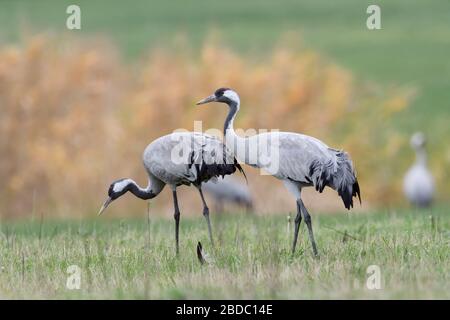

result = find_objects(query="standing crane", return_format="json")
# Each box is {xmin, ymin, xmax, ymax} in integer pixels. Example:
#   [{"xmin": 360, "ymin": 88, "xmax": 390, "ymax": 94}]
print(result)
[
  {"xmin": 202, "ymin": 175, "xmax": 254, "ymax": 213},
  {"xmin": 197, "ymin": 88, "xmax": 361, "ymax": 256},
  {"xmin": 403, "ymin": 132, "xmax": 434, "ymax": 208},
  {"xmin": 98, "ymin": 131, "xmax": 244, "ymax": 254}
]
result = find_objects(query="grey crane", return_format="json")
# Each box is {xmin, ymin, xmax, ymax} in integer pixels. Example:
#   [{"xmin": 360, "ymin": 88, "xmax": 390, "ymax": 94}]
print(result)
[
  {"xmin": 197, "ymin": 88, "xmax": 361, "ymax": 256},
  {"xmin": 202, "ymin": 175, "xmax": 254, "ymax": 213},
  {"xmin": 98, "ymin": 131, "xmax": 244, "ymax": 254},
  {"xmin": 403, "ymin": 132, "xmax": 434, "ymax": 208}
]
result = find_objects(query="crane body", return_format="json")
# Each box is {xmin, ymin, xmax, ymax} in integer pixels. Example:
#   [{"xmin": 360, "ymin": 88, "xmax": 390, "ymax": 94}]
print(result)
[
  {"xmin": 197, "ymin": 88, "xmax": 360, "ymax": 256},
  {"xmin": 403, "ymin": 132, "xmax": 434, "ymax": 208},
  {"xmin": 99, "ymin": 131, "xmax": 244, "ymax": 254}
]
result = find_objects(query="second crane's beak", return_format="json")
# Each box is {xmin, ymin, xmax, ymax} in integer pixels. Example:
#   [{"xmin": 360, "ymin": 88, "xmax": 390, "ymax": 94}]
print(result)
[
  {"xmin": 98, "ymin": 197, "xmax": 113, "ymax": 216},
  {"xmin": 196, "ymin": 95, "xmax": 216, "ymax": 105}
]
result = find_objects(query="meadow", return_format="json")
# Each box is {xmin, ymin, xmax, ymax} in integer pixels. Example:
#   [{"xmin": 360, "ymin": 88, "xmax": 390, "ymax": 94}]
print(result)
[
  {"xmin": 0, "ymin": 1, "xmax": 449, "ymax": 300},
  {"xmin": 0, "ymin": 208, "xmax": 448, "ymax": 299}
]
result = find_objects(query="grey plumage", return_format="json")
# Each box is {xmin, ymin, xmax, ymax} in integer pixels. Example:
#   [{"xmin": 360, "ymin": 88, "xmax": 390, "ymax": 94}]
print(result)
[
  {"xmin": 202, "ymin": 175, "xmax": 253, "ymax": 211},
  {"xmin": 243, "ymin": 132, "xmax": 360, "ymax": 210},
  {"xmin": 197, "ymin": 88, "xmax": 361, "ymax": 256},
  {"xmin": 99, "ymin": 131, "xmax": 244, "ymax": 254},
  {"xmin": 143, "ymin": 132, "xmax": 243, "ymax": 187},
  {"xmin": 403, "ymin": 132, "xmax": 434, "ymax": 208},
  {"xmin": 309, "ymin": 149, "xmax": 360, "ymax": 210}
]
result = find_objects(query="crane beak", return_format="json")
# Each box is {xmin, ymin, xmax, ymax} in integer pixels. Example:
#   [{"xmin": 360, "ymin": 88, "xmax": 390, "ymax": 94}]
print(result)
[
  {"xmin": 196, "ymin": 95, "xmax": 216, "ymax": 105},
  {"xmin": 98, "ymin": 197, "xmax": 112, "ymax": 216}
]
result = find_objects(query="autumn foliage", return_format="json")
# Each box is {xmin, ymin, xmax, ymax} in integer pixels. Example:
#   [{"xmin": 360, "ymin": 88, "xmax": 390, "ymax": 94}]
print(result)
[{"xmin": 0, "ymin": 35, "xmax": 421, "ymax": 218}]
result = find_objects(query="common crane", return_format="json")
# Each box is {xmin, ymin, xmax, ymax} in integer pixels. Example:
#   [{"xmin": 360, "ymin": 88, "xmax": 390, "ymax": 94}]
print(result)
[
  {"xmin": 197, "ymin": 88, "xmax": 361, "ymax": 256},
  {"xmin": 98, "ymin": 131, "xmax": 244, "ymax": 254},
  {"xmin": 403, "ymin": 132, "xmax": 434, "ymax": 208},
  {"xmin": 202, "ymin": 175, "xmax": 253, "ymax": 213}
]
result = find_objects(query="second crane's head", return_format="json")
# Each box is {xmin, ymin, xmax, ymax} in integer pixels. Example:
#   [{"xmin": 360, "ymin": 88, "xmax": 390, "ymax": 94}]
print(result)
[{"xmin": 196, "ymin": 88, "xmax": 240, "ymax": 107}]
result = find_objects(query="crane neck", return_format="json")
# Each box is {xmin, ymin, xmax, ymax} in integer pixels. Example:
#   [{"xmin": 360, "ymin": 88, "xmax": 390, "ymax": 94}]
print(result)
[
  {"xmin": 224, "ymin": 101, "xmax": 239, "ymax": 136},
  {"xmin": 223, "ymin": 101, "xmax": 253, "ymax": 167},
  {"xmin": 415, "ymin": 148, "xmax": 427, "ymax": 166},
  {"xmin": 128, "ymin": 180, "xmax": 159, "ymax": 200},
  {"xmin": 223, "ymin": 101, "xmax": 245, "ymax": 151}
]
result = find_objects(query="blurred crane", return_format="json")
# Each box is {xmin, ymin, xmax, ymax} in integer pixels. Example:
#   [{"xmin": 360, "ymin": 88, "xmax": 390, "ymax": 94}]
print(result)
[
  {"xmin": 403, "ymin": 132, "xmax": 434, "ymax": 208},
  {"xmin": 98, "ymin": 132, "xmax": 244, "ymax": 254},
  {"xmin": 197, "ymin": 88, "xmax": 361, "ymax": 256},
  {"xmin": 202, "ymin": 175, "xmax": 253, "ymax": 213}
]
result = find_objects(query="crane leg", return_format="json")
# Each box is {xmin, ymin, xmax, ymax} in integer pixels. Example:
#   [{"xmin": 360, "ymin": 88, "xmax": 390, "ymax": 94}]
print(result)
[
  {"xmin": 172, "ymin": 189, "xmax": 181, "ymax": 255},
  {"xmin": 299, "ymin": 199, "xmax": 319, "ymax": 257},
  {"xmin": 198, "ymin": 187, "xmax": 214, "ymax": 246},
  {"xmin": 291, "ymin": 200, "xmax": 302, "ymax": 254}
]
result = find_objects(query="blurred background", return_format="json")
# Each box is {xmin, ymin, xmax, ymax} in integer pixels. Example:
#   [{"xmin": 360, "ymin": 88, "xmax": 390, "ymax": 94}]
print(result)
[{"xmin": 0, "ymin": 0, "xmax": 449, "ymax": 218}]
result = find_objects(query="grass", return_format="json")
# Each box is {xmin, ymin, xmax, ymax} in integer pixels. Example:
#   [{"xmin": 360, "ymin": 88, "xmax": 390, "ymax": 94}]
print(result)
[{"xmin": 0, "ymin": 208, "xmax": 448, "ymax": 299}]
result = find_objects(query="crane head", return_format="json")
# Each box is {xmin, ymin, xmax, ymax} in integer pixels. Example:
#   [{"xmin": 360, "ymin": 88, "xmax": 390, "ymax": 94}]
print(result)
[
  {"xmin": 410, "ymin": 132, "xmax": 426, "ymax": 150},
  {"xmin": 98, "ymin": 178, "xmax": 131, "ymax": 215},
  {"xmin": 196, "ymin": 88, "xmax": 240, "ymax": 106}
]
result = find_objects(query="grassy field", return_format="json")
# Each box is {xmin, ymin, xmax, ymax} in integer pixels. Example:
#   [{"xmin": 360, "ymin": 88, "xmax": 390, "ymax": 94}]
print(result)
[
  {"xmin": 0, "ymin": 208, "xmax": 448, "ymax": 299},
  {"xmin": 0, "ymin": 1, "xmax": 449, "ymax": 300}
]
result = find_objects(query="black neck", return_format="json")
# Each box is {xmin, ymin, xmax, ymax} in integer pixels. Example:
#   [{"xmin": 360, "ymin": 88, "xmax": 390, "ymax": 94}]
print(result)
[
  {"xmin": 224, "ymin": 101, "xmax": 238, "ymax": 136},
  {"xmin": 128, "ymin": 183, "xmax": 156, "ymax": 200}
]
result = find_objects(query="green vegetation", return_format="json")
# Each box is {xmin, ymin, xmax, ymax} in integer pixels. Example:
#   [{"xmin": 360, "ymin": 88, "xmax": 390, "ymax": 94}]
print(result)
[{"xmin": 0, "ymin": 209, "xmax": 448, "ymax": 299}]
